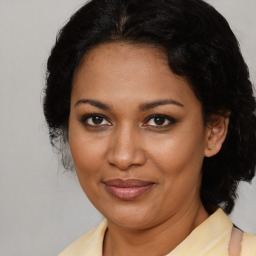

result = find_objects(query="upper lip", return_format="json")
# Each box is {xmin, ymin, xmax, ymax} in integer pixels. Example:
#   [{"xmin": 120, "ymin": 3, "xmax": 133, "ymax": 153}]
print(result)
[{"xmin": 103, "ymin": 179, "xmax": 154, "ymax": 187}]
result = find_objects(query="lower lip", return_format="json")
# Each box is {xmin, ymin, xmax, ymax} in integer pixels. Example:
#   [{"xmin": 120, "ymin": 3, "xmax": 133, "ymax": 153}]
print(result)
[{"xmin": 104, "ymin": 184, "xmax": 153, "ymax": 201}]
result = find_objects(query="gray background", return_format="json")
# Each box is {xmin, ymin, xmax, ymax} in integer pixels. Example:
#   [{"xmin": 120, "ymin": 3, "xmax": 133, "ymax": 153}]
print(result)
[{"xmin": 0, "ymin": 1, "xmax": 255, "ymax": 255}]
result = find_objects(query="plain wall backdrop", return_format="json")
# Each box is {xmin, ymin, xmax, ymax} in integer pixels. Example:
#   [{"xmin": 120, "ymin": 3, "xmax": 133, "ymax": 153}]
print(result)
[{"xmin": 0, "ymin": 1, "xmax": 255, "ymax": 255}]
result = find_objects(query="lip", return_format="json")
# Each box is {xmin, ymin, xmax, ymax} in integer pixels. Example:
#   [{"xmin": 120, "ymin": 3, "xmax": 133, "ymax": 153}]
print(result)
[{"xmin": 103, "ymin": 179, "xmax": 154, "ymax": 201}]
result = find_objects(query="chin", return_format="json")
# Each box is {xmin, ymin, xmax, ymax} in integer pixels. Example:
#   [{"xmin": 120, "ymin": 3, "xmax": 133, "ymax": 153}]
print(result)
[{"xmin": 101, "ymin": 204, "xmax": 160, "ymax": 230}]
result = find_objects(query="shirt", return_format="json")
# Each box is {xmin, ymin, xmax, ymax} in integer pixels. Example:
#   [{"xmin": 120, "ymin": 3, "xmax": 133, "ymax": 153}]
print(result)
[{"xmin": 58, "ymin": 208, "xmax": 256, "ymax": 256}]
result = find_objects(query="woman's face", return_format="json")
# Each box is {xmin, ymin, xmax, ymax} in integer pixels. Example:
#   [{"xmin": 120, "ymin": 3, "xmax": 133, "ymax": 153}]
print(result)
[{"xmin": 69, "ymin": 42, "xmax": 210, "ymax": 229}]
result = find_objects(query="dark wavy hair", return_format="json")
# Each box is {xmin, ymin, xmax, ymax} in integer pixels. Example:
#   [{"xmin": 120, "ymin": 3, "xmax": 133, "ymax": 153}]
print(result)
[{"xmin": 44, "ymin": 0, "xmax": 256, "ymax": 214}]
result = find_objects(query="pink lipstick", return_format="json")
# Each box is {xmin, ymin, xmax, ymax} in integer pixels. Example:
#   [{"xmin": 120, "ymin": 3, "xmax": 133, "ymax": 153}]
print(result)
[{"xmin": 103, "ymin": 179, "xmax": 154, "ymax": 200}]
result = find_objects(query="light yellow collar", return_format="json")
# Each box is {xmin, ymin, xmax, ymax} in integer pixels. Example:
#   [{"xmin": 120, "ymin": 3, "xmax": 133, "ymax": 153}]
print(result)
[
  {"xmin": 167, "ymin": 208, "xmax": 232, "ymax": 255},
  {"xmin": 59, "ymin": 209, "xmax": 235, "ymax": 256}
]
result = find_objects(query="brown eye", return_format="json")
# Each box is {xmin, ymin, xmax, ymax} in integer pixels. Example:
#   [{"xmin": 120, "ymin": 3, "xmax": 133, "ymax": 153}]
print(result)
[
  {"xmin": 153, "ymin": 116, "xmax": 166, "ymax": 126},
  {"xmin": 82, "ymin": 114, "xmax": 111, "ymax": 126},
  {"xmin": 143, "ymin": 114, "xmax": 176, "ymax": 128},
  {"xmin": 91, "ymin": 116, "xmax": 104, "ymax": 125}
]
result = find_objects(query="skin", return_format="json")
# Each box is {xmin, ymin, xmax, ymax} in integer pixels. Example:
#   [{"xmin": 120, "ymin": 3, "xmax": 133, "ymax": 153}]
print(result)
[{"xmin": 68, "ymin": 42, "xmax": 228, "ymax": 256}]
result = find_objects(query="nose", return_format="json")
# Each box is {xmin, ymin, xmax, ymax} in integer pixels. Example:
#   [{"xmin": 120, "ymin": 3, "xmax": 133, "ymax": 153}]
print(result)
[{"xmin": 106, "ymin": 125, "xmax": 147, "ymax": 170}]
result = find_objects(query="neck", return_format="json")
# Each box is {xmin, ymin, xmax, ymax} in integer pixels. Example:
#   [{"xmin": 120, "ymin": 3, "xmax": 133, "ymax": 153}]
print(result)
[{"xmin": 103, "ymin": 202, "xmax": 209, "ymax": 256}]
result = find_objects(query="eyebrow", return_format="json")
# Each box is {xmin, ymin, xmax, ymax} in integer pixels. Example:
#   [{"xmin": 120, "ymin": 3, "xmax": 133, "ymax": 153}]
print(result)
[
  {"xmin": 74, "ymin": 99, "xmax": 111, "ymax": 110},
  {"xmin": 139, "ymin": 99, "xmax": 184, "ymax": 111},
  {"xmin": 74, "ymin": 98, "xmax": 184, "ymax": 111}
]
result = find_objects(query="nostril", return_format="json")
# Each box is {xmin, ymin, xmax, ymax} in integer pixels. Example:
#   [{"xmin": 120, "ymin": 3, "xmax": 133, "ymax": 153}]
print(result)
[
  {"xmin": 108, "ymin": 155, "xmax": 134, "ymax": 170},
  {"xmin": 107, "ymin": 146, "xmax": 147, "ymax": 170}
]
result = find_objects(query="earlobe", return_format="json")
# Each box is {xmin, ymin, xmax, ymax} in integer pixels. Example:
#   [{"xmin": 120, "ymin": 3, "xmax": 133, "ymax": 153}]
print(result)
[{"xmin": 204, "ymin": 116, "xmax": 230, "ymax": 157}]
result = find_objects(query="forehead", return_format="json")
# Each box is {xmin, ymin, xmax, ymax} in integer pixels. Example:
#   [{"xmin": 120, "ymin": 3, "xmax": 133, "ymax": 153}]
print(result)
[
  {"xmin": 81, "ymin": 42, "xmax": 168, "ymax": 68},
  {"xmin": 75, "ymin": 42, "xmax": 171, "ymax": 82},
  {"xmin": 71, "ymin": 42, "xmax": 198, "ymax": 109}
]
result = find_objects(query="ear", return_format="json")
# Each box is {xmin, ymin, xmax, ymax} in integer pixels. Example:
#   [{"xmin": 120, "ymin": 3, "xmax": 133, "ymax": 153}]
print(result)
[{"xmin": 204, "ymin": 115, "xmax": 230, "ymax": 157}]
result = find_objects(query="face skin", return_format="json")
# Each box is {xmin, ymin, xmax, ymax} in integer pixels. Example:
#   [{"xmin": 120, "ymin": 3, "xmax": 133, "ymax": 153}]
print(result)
[{"xmin": 68, "ymin": 42, "xmax": 228, "ymax": 255}]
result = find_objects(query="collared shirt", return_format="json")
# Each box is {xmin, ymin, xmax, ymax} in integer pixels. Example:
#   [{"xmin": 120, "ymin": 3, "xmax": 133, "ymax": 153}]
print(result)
[{"xmin": 58, "ymin": 208, "xmax": 256, "ymax": 256}]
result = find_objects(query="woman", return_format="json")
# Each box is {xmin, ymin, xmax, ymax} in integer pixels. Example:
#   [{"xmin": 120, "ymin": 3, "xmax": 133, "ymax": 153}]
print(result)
[{"xmin": 44, "ymin": 0, "xmax": 256, "ymax": 255}]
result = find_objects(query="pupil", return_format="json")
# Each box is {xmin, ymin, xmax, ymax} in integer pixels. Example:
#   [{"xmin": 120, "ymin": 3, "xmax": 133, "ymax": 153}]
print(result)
[
  {"xmin": 154, "ymin": 117, "xmax": 165, "ymax": 125},
  {"xmin": 92, "ymin": 116, "xmax": 103, "ymax": 125}
]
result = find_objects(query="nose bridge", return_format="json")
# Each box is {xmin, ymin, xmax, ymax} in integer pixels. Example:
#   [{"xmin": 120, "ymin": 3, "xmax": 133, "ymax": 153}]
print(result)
[{"xmin": 107, "ymin": 123, "xmax": 146, "ymax": 170}]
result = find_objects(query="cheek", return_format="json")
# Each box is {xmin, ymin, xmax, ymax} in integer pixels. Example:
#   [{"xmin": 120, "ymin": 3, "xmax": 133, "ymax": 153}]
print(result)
[
  {"xmin": 147, "ymin": 135, "xmax": 205, "ymax": 209},
  {"xmin": 70, "ymin": 136, "xmax": 106, "ymax": 176},
  {"xmin": 69, "ymin": 137, "xmax": 106, "ymax": 204},
  {"xmin": 71, "ymin": 140, "xmax": 102, "ymax": 168},
  {"xmin": 68, "ymin": 122, "xmax": 108, "ymax": 192},
  {"xmin": 147, "ymin": 132, "xmax": 205, "ymax": 177},
  {"xmin": 69, "ymin": 117, "xmax": 104, "ymax": 165}
]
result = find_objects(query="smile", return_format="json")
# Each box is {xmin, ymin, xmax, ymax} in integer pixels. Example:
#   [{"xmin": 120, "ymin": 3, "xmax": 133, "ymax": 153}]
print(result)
[{"xmin": 103, "ymin": 179, "xmax": 154, "ymax": 201}]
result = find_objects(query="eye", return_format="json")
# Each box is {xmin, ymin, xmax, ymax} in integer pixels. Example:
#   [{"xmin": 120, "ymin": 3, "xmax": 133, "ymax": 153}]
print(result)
[
  {"xmin": 82, "ymin": 114, "xmax": 111, "ymax": 127},
  {"xmin": 143, "ymin": 114, "xmax": 176, "ymax": 128}
]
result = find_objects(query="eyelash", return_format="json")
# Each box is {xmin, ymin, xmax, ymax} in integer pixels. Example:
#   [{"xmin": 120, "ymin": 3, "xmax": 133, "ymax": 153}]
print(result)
[
  {"xmin": 81, "ymin": 114, "xmax": 177, "ymax": 129},
  {"xmin": 142, "ymin": 114, "xmax": 177, "ymax": 128},
  {"xmin": 81, "ymin": 114, "xmax": 111, "ymax": 128}
]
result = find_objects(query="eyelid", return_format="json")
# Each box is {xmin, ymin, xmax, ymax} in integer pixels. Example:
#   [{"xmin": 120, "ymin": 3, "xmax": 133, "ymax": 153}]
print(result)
[
  {"xmin": 80, "ymin": 113, "xmax": 176, "ymax": 128},
  {"xmin": 142, "ymin": 114, "xmax": 177, "ymax": 127},
  {"xmin": 81, "ymin": 113, "xmax": 112, "ymax": 126}
]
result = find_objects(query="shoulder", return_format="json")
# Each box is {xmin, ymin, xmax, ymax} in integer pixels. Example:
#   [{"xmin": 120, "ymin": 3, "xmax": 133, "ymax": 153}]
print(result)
[
  {"xmin": 241, "ymin": 232, "xmax": 256, "ymax": 256},
  {"xmin": 58, "ymin": 219, "xmax": 108, "ymax": 256}
]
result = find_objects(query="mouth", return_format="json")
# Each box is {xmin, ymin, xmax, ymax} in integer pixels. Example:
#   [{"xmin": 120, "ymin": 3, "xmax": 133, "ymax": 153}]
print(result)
[{"xmin": 103, "ymin": 179, "xmax": 155, "ymax": 201}]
